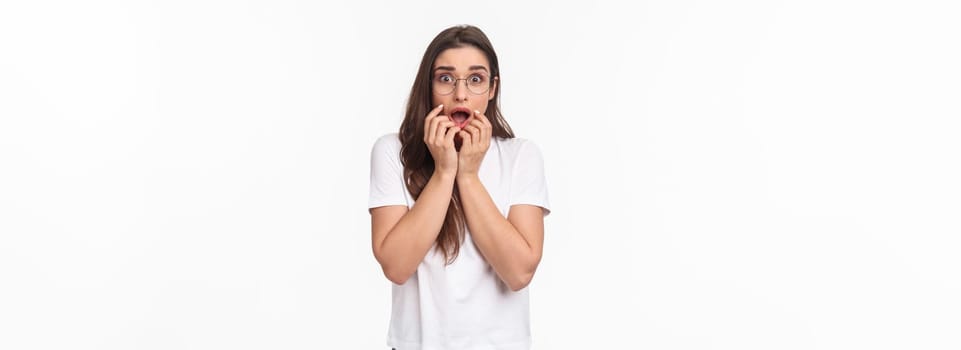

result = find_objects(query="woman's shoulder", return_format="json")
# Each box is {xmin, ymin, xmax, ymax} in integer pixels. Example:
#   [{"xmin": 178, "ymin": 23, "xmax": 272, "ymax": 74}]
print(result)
[
  {"xmin": 496, "ymin": 136, "xmax": 541, "ymax": 148},
  {"xmin": 494, "ymin": 136, "xmax": 543, "ymax": 158},
  {"xmin": 370, "ymin": 133, "xmax": 403, "ymax": 163},
  {"xmin": 372, "ymin": 132, "xmax": 401, "ymax": 149},
  {"xmin": 495, "ymin": 136, "xmax": 531, "ymax": 146}
]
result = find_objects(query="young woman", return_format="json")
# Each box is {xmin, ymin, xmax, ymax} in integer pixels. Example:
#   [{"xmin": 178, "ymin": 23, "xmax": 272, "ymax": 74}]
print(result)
[{"xmin": 368, "ymin": 25, "xmax": 550, "ymax": 350}]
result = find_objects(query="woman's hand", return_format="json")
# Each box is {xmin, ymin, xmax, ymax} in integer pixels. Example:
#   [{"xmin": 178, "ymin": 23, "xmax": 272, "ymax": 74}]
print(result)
[
  {"xmin": 456, "ymin": 109, "xmax": 492, "ymax": 179},
  {"xmin": 424, "ymin": 104, "xmax": 461, "ymax": 176}
]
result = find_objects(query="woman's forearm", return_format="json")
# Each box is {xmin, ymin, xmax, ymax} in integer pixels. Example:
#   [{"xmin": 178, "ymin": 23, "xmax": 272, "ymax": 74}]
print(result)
[
  {"xmin": 376, "ymin": 170, "xmax": 456, "ymax": 284},
  {"xmin": 456, "ymin": 174, "xmax": 539, "ymax": 291}
]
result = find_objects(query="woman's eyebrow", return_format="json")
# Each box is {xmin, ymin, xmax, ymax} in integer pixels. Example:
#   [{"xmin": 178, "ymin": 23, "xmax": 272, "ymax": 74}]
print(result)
[{"xmin": 434, "ymin": 65, "xmax": 489, "ymax": 72}]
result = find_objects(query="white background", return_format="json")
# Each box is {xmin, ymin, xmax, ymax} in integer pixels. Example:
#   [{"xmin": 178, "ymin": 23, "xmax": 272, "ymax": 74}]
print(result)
[{"xmin": 1, "ymin": 0, "xmax": 959, "ymax": 349}]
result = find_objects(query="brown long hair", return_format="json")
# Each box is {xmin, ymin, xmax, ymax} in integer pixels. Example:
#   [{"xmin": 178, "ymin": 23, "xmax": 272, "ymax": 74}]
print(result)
[{"xmin": 398, "ymin": 25, "xmax": 515, "ymax": 264}]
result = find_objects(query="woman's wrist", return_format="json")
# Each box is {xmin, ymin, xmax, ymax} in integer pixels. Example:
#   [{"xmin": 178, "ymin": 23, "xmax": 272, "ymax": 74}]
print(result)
[
  {"xmin": 456, "ymin": 172, "xmax": 480, "ymax": 184},
  {"xmin": 433, "ymin": 168, "xmax": 458, "ymax": 181}
]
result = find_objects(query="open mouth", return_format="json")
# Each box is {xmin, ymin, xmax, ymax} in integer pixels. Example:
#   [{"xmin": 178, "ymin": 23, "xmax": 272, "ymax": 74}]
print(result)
[{"xmin": 448, "ymin": 107, "xmax": 472, "ymax": 129}]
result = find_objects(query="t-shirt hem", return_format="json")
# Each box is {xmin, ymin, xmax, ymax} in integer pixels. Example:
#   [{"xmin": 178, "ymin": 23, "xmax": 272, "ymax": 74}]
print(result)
[
  {"xmin": 387, "ymin": 336, "xmax": 531, "ymax": 350},
  {"xmin": 508, "ymin": 199, "xmax": 551, "ymax": 216},
  {"xmin": 368, "ymin": 200, "xmax": 408, "ymax": 209}
]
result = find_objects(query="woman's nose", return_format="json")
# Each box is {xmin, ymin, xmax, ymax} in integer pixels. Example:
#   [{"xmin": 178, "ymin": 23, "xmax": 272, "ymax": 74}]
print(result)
[{"xmin": 453, "ymin": 80, "xmax": 469, "ymax": 101}]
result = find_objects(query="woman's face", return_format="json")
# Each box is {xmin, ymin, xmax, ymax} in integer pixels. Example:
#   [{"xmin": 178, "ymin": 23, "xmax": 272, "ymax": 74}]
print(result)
[{"xmin": 430, "ymin": 46, "xmax": 498, "ymax": 130}]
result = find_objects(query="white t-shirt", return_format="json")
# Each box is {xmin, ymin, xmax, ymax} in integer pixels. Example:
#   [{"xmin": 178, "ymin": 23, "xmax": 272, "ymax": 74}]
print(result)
[{"xmin": 368, "ymin": 133, "xmax": 551, "ymax": 350}]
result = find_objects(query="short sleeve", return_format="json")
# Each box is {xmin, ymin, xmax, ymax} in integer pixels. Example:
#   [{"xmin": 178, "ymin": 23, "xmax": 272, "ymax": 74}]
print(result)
[
  {"xmin": 509, "ymin": 140, "xmax": 551, "ymax": 216},
  {"xmin": 368, "ymin": 134, "xmax": 409, "ymax": 209}
]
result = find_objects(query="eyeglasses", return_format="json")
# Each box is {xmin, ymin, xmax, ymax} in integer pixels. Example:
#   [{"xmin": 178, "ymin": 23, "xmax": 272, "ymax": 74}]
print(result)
[{"xmin": 432, "ymin": 73, "xmax": 493, "ymax": 95}]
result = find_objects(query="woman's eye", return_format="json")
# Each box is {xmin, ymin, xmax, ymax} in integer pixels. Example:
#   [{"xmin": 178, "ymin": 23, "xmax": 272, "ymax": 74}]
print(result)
[
  {"xmin": 470, "ymin": 75, "xmax": 485, "ymax": 84},
  {"xmin": 438, "ymin": 75, "xmax": 453, "ymax": 83}
]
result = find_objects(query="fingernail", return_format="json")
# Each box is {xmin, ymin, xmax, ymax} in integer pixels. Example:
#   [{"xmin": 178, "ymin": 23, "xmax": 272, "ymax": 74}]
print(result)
[{"xmin": 438, "ymin": 104, "xmax": 444, "ymax": 109}]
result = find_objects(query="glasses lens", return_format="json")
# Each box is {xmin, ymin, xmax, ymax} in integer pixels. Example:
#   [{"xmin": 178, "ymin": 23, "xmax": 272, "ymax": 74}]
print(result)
[
  {"xmin": 434, "ymin": 81, "xmax": 454, "ymax": 95},
  {"xmin": 433, "ymin": 77, "xmax": 491, "ymax": 95},
  {"xmin": 468, "ymin": 81, "xmax": 490, "ymax": 95}
]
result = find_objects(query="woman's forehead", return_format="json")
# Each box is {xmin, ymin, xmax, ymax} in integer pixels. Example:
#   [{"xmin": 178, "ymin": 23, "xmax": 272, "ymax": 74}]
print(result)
[{"xmin": 433, "ymin": 46, "xmax": 490, "ymax": 71}]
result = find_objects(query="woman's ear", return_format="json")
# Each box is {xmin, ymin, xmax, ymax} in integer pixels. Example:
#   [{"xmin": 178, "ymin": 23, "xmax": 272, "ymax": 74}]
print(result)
[{"xmin": 488, "ymin": 76, "xmax": 499, "ymax": 101}]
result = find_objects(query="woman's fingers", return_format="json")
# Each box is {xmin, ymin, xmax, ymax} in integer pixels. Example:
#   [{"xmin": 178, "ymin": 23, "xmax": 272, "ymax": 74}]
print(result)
[
  {"xmin": 424, "ymin": 104, "xmax": 444, "ymax": 143},
  {"xmin": 474, "ymin": 110, "xmax": 490, "ymax": 127},
  {"xmin": 435, "ymin": 120, "xmax": 454, "ymax": 145},
  {"xmin": 465, "ymin": 124, "xmax": 481, "ymax": 145},
  {"xmin": 427, "ymin": 104, "xmax": 444, "ymax": 120},
  {"xmin": 445, "ymin": 126, "xmax": 461, "ymax": 144},
  {"xmin": 474, "ymin": 110, "xmax": 492, "ymax": 141},
  {"xmin": 459, "ymin": 131, "xmax": 472, "ymax": 147},
  {"xmin": 425, "ymin": 117, "xmax": 438, "ymax": 144},
  {"xmin": 464, "ymin": 119, "xmax": 487, "ymax": 144},
  {"xmin": 468, "ymin": 118, "xmax": 485, "ymax": 131},
  {"xmin": 469, "ymin": 110, "xmax": 491, "ymax": 143}
]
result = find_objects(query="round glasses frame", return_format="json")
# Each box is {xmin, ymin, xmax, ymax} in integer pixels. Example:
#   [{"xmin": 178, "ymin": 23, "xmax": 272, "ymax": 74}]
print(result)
[{"xmin": 432, "ymin": 75, "xmax": 494, "ymax": 95}]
